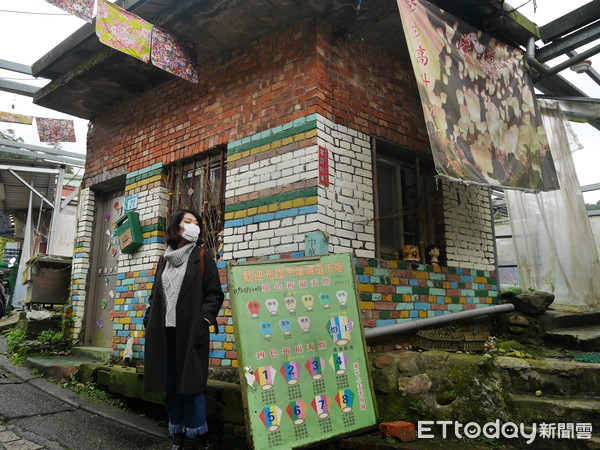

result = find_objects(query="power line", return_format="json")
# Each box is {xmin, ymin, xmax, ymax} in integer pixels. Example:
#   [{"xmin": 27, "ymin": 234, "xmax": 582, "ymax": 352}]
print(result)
[{"xmin": 0, "ymin": 9, "xmax": 71, "ymax": 16}]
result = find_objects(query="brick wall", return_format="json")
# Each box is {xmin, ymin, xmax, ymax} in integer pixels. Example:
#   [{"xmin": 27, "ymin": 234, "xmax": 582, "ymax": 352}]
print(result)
[
  {"xmin": 356, "ymin": 258, "xmax": 498, "ymax": 328},
  {"xmin": 73, "ymin": 17, "xmax": 499, "ymax": 363},
  {"xmin": 440, "ymin": 180, "xmax": 495, "ymax": 271},
  {"xmin": 69, "ymin": 188, "xmax": 95, "ymax": 341}
]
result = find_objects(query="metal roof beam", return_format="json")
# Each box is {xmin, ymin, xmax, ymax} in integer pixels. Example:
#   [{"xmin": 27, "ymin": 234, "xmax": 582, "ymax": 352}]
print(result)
[
  {"xmin": 540, "ymin": 0, "xmax": 600, "ymax": 42},
  {"xmin": 0, "ymin": 138, "xmax": 86, "ymax": 161},
  {"xmin": 0, "ymin": 80, "xmax": 38, "ymax": 97},
  {"xmin": 0, "ymin": 164, "xmax": 59, "ymax": 175},
  {"xmin": 0, "ymin": 146, "xmax": 85, "ymax": 168},
  {"xmin": 7, "ymin": 169, "xmax": 54, "ymax": 208},
  {"xmin": 0, "ymin": 59, "xmax": 32, "ymax": 75},
  {"xmin": 537, "ymin": 21, "xmax": 600, "ymax": 63}
]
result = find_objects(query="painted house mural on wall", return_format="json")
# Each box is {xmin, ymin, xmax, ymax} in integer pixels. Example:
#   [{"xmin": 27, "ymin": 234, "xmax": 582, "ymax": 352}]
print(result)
[{"xmin": 32, "ymin": 1, "xmax": 499, "ymax": 364}]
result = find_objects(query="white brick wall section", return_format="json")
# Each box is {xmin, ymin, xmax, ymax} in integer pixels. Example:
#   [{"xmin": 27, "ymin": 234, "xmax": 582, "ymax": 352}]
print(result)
[{"xmin": 441, "ymin": 179, "xmax": 495, "ymax": 271}]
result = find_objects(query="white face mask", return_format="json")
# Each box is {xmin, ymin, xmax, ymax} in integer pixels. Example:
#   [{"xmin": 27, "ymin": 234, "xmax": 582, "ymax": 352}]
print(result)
[{"xmin": 181, "ymin": 223, "xmax": 200, "ymax": 242}]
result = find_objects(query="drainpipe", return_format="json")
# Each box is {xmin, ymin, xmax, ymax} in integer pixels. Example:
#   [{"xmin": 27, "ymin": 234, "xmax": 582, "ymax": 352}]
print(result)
[
  {"xmin": 526, "ymin": 36, "xmax": 600, "ymax": 81},
  {"xmin": 364, "ymin": 303, "xmax": 515, "ymax": 341}
]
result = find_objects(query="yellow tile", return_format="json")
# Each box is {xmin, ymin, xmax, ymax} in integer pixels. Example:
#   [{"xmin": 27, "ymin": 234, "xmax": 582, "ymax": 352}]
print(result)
[
  {"xmin": 358, "ymin": 283, "xmax": 374, "ymax": 292},
  {"xmin": 360, "ymin": 301, "xmax": 374, "ymax": 309}
]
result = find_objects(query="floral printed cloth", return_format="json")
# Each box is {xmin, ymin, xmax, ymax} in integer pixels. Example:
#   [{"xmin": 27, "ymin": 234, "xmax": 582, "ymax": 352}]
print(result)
[
  {"xmin": 397, "ymin": 0, "xmax": 558, "ymax": 192},
  {"xmin": 36, "ymin": 118, "xmax": 76, "ymax": 142},
  {"xmin": 96, "ymin": 0, "xmax": 152, "ymax": 63},
  {"xmin": 151, "ymin": 27, "xmax": 199, "ymax": 83},
  {"xmin": 45, "ymin": 0, "xmax": 95, "ymax": 23},
  {"xmin": 0, "ymin": 112, "xmax": 33, "ymax": 125}
]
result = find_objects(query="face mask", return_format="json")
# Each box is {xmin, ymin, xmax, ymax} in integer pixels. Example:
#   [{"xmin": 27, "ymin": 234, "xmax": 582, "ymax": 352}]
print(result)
[{"xmin": 181, "ymin": 223, "xmax": 200, "ymax": 242}]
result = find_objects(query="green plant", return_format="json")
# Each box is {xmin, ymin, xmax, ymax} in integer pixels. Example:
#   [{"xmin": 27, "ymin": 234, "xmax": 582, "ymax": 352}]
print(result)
[
  {"xmin": 5, "ymin": 328, "xmax": 26, "ymax": 353},
  {"xmin": 59, "ymin": 375, "xmax": 125, "ymax": 408},
  {"xmin": 37, "ymin": 329, "xmax": 64, "ymax": 345}
]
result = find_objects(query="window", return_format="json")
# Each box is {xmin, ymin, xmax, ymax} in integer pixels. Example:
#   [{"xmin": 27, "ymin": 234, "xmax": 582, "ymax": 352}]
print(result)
[
  {"xmin": 167, "ymin": 147, "xmax": 226, "ymax": 256},
  {"xmin": 375, "ymin": 140, "xmax": 438, "ymax": 261}
]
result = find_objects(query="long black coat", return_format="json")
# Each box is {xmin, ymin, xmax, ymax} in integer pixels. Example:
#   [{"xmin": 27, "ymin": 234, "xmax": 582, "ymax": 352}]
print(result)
[{"xmin": 143, "ymin": 246, "xmax": 224, "ymax": 395}]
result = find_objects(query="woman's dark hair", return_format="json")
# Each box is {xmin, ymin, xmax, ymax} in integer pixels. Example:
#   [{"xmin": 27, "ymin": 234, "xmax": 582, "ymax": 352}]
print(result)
[{"xmin": 165, "ymin": 209, "xmax": 203, "ymax": 248}]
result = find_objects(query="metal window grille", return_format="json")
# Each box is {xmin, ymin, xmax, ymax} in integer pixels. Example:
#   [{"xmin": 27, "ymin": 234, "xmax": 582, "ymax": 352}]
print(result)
[{"xmin": 167, "ymin": 147, "xmax": 226, "ymax": 256}]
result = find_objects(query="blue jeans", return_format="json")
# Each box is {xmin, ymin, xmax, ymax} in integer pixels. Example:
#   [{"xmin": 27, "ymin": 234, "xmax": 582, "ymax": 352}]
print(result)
[{"xmin": 165, "ymin": 328, "xmax": 208, "ymax": 439}]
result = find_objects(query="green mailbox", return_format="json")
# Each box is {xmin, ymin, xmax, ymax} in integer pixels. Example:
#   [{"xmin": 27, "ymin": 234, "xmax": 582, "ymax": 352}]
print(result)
[{"xmin": 115, "ymin": 211, "xmax": 143, "ymax": 254}]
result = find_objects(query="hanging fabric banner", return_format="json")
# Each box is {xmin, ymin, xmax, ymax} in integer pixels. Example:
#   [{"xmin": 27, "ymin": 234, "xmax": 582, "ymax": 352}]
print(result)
[
  {"xmin": 151, "ymin": 27, "xmax": 199, "ymax": 83},
  {"xmin": 396, "ymin": 0, "xmax": 559, "ymax": 192},
  {"xmin": 96, "ymin": 0, "xmax": 152, "ymax": 63},
  {"xmin": 36, "ymin": 118, "xmax": 77, "ymax": 142},
  {"xmin": 45, "ymin": 0, "xmax": 95, "ymax": 23},
  {"xmin": 0, "ymin": 112, "xmax": 34, "ymax": 125}
]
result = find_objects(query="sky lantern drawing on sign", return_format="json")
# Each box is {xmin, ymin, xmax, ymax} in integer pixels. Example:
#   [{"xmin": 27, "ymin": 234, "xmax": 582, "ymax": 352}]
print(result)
[
  {"xmin": 298, "ymin": 316, "xmax": 311, "ymax": 333},
  {"xmin": 335, "ymin": 389, "xmax": 355, "ymax": 413},
  {"xmin": 286, "ymin": 400, "xmax": 308, "ymax": 425},
  {"xmin": 254, "ymin": 365, "xmax": 277, "ymax": 390},
  {"xmin": 329, "ymin": 352, "xmax": 350, "ymax": 375},
  {"xmin": 265, "ymin": 298, "xmax": 279, "ymax": 316},
  {"xmin": 246, "ymin": 301, "xmax": 260, "ymax": 318},
  {"xmin": 284, "ymin": 296, "xmax": 297, "ymax": 315},
  {"xmin": 279, "ymin": 318, "xmax": 292, "ymax": 336},
  {"xmin": 280, "ymin": 361, "xmax": 302, "ymax": 385},
  {"xmin": 326, "ymin": 316, "xmax": 353, "ymax": 345},
  {"xmin": 259, "ymin": 321, "xmax": 272, "ymax": 339},
  {"xmin": 336, "ymin": 290, "xmax": 348, "ymax": 308},
  {"xmin": 259, "ymin": 405, "xmax": 283, "ymax": 432},
  {"xmin": 301, "ymin": 294, "xmax": 314, "ymax": 311},
  {"xmin": 311, "ymin": 394, "xmax": 332, "ymax": 419},
  {"xmin": 305, "ymin": 356, "xmax": 326, "ymax": 380},
  {"xmin": 319, "ymin": 292, "xmax": 331, "ymax": 309}
]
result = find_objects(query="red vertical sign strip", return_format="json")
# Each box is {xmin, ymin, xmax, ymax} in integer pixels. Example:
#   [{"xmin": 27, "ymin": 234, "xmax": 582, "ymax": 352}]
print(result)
[{"xmin": 318, "ymin": 146, "xmax": 329, "ymax": 187}]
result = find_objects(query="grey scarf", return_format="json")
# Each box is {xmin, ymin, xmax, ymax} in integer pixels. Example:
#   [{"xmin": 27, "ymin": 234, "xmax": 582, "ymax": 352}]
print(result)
[{"xmin": 162, "ymin": 242, "xmax": 195, "ymax": 327}]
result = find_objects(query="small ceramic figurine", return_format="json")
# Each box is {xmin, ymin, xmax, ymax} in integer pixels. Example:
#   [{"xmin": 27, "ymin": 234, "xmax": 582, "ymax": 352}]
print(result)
[
  {"xmin": 484, "ymin": 336, "xmax": 497, "ymax": 353},
  {"xmin": 425, "ymin": 244, "xmax": 440, "ymax": 267},
  {"xmin": 402, "ymin": 244, "xmax": 420, "ymax": 262},
  {"xmin": 216, "ymin": 230, "xmax": 224, "ymax": 261}
]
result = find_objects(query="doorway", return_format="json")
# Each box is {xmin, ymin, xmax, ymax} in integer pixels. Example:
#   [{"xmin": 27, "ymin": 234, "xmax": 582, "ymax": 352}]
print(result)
[{"xmin": 85, "ymin": 190, "xmax": 124, "ymax": 347}]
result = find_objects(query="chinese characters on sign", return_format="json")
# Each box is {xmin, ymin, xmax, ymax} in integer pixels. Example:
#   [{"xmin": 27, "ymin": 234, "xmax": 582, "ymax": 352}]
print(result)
[{"xmin": 229, "ymin": 254, "xmax": 377, "ymax": 450}]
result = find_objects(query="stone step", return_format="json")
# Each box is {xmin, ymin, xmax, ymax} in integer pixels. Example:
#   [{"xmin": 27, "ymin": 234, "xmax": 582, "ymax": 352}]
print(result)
[
  {"xmin": 494, "ymin": 356, "xmax": 600, "ymax": 397},
  {"xmin": 71, "ymin": 345, "xmax": 113, "ymax": 363},
  {"xmin": 509, "ymin": 394, "xmax": 600, "ymax": 433},
  {"xmin": 543, "ymin": 326, "xmax": 600, "ymax": 351},
  {"xmin": 25, "ymin": 355, "xmax": 93, "ymax": 381},
  {"xmin": 544, "ymin": 310, "xmax": 600, "ymax": 329}
]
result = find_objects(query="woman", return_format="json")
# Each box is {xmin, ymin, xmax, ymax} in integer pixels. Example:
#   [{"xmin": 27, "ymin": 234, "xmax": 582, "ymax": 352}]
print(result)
[{"xmin": 144, "ymin": 209, "xmax": 224, "ymax": 449}]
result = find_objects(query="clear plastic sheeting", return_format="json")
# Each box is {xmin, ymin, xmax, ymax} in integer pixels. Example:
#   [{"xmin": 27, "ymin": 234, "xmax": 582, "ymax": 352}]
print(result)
[{"xmin": 505, "ymin": 99, "xmax": 600, "ymax": 309}]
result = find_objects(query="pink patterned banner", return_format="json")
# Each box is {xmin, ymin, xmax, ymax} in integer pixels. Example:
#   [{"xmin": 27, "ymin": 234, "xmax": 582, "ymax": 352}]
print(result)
[
  {"xmin": 151, "ymin": 27, "xmax": 199, "ymax": 83},
  {"xmin": 0, "ymin": 111, "xmax": 34, "ymax": 125},
  {"xmin": 36, "ymin": 118, "xmax": 77, "ymax": 143},
  {"xmin": 45, "ymin": 0, "xmax": 95, "ymax": 23},
  {"xmin": 96, "ymin": 0, "xmax": 153, "ymax": 63}
]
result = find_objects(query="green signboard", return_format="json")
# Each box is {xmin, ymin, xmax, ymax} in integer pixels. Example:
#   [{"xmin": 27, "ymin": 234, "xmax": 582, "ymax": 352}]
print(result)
[{"xmin": 229, "ymin": 253, "xmax": 378, "ymax": 449}]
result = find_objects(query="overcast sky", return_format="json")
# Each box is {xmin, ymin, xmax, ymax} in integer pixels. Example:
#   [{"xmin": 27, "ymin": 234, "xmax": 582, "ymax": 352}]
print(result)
[{"xmin": 0, "ymin": 0, "xmax": 599, "ymax": 201}]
